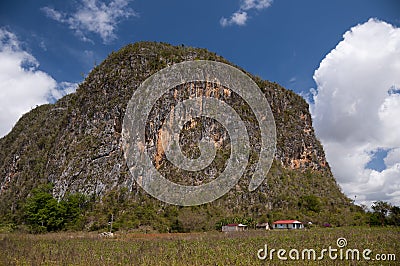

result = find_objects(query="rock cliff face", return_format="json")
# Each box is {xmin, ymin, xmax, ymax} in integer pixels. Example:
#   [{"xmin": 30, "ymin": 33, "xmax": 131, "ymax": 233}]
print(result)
[{"xmin": 0, "ymin": 42, "xmax": 352, "ymax": 224}]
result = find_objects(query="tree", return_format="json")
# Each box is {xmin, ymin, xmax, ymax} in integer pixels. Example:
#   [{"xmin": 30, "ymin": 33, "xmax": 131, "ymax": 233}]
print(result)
[
  {"xmin": 63, "ymin": 193, "xmax": 90, "ymax": 230},
  {"xmin": 300, "ymin": 195, "xmax": 321, "ymax": 213},
  {"xmin": 23, "ymin": 184, "xmax": 65, "ymax": 232},
  {"xmin": 371, "ymin": 201, "xmax": 392, "ymax": 226},
  {"xmin": 23, "ymin": 184, "xmax": 89, "ymax": 232},
  {"xmin": 389, "ymin": 205, "xmax": 400, "ymax": 226}
]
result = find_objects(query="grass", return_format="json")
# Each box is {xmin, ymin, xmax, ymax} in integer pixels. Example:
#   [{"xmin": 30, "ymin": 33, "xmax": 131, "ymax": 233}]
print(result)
[{"xmin": 0, "ymin": 227, "xmax": 398, "ymax": 265}]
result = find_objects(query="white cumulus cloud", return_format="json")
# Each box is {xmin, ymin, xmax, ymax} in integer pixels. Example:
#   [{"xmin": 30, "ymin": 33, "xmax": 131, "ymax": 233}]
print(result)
[
  {"xmin": 42, "ymin": 0, "xmax": 137, "ymax": 43},
  {"xmin": 0, "ymin": 28, "xmax": 77, "ymax": 138},
  {"xmin": 311, "ymin": 18, "xmax": 400, "ymax": 207},
  {"xmin": 220, "ymin": 11, "xmax": 248, "ymax": 27},
  {"xmin": 241, "ymin": 0, "xmax": 273, "ymax": 10},
  {"xmin": 220, "ymin": 0, "xmax": 272, "ymax": 27}
]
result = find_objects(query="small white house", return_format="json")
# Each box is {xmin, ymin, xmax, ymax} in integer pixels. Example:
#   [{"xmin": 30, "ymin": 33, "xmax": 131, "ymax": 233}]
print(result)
[
  {"xmin": 273, "ymin": 220, "xmax": 304, "ymax": 229},
  {"xmin": 256, "ymin": 222, "xmax": 270, "ymax": 230},
  {"xmin": 222, "ymin": 223, "xmax": 247, "ymax": 232}
]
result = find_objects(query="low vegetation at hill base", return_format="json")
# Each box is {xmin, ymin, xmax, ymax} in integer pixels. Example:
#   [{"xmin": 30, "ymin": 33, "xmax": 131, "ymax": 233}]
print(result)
[
  {"xmin": 0, "ymin": 227, "xmax": 398, "ymax": 265},
  {"xmin": 0, "ymin": 180, "xmax": 398, "ymax": 234},
  {"xmin": 1, "ymin": 181, "xmax": 399, "ymax": 234}
]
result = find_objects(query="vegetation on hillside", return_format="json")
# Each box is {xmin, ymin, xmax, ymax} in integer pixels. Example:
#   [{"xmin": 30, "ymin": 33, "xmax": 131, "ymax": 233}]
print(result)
[{"xmin": 0, "ymin": 180, "xmax": 397, "ymax": 234}]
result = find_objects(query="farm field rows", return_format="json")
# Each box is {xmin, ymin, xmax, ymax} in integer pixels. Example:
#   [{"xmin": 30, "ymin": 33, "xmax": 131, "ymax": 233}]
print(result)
[{"xmin": 0, "ymin": 227, "xmax": 398, "ymax": 265}]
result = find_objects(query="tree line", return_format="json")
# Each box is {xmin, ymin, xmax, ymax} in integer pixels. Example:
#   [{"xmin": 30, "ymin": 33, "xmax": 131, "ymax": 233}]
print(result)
[{"xmin": 1, "ymin": 183, "xmax": 399, "ymax": 233}]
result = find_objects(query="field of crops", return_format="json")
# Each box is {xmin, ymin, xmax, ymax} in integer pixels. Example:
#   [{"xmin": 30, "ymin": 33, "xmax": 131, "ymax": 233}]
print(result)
[{"xmin": 0, "ymin": 227, "xmax": 398, "ymax": 265}]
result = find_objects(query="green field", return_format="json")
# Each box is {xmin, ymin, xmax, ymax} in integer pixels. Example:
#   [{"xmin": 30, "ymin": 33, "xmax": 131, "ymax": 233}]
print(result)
[{"xmin": 0, "ymin": 227, "xmax": 398, "ymax": 265}]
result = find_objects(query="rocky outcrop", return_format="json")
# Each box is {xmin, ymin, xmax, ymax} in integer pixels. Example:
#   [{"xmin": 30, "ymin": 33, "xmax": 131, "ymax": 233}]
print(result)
[{"xmin": 0, "ymin": 42, "xmax": 350, "ymax": 219}]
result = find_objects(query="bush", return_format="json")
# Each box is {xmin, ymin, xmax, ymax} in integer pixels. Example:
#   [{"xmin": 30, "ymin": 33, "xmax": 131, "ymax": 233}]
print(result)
[{"xmin": 23, "ymin": 184, "xmax": 90, "ymax": 233}]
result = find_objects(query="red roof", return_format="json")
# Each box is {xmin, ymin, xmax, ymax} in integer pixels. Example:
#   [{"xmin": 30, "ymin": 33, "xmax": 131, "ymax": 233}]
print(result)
[
  {"xmin": 225, "ymin": 223, "xmax": 247, "ymax": 227},
  {"xmin": 226, "ymin": 223, "xmax": 238, "ymax": 226},
  {"xmin": 273, "ymin": 220, "xmax": 302, "ymax": 224}
]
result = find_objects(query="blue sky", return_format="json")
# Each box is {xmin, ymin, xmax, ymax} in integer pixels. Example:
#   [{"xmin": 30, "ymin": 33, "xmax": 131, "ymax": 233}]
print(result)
[
  {"xmin": 1, "ymin": 0, "xmax": 398, "ymax": 91},
  {"xmin": 1, "ymin": 0, "xmax": 399, "ymax": 207}
]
